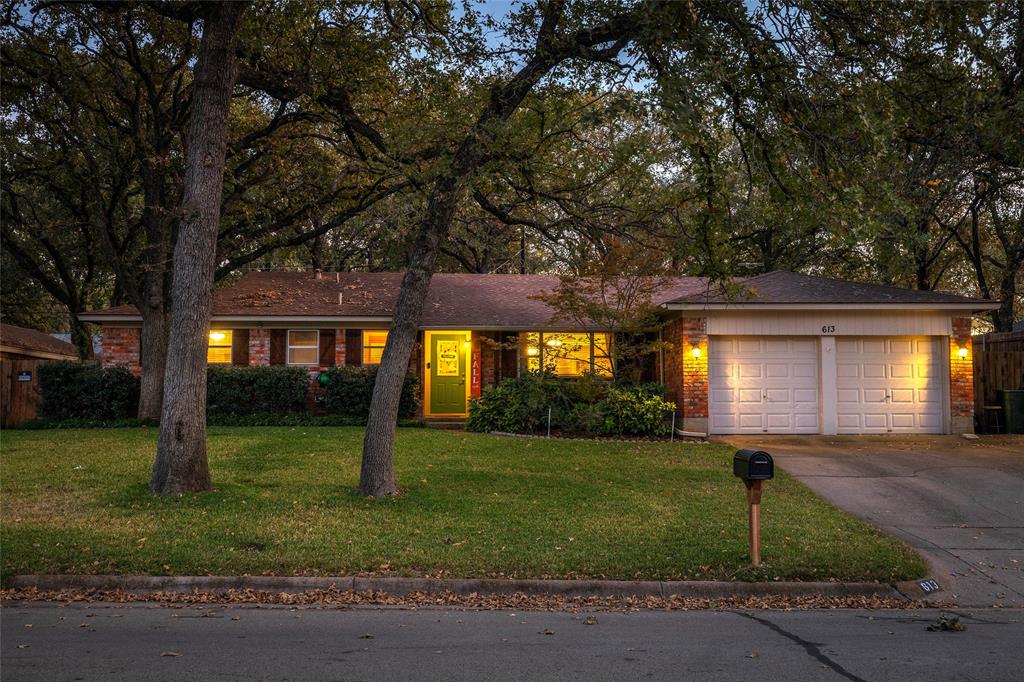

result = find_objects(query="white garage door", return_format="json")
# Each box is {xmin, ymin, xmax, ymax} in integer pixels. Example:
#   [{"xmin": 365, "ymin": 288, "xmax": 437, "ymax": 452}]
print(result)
[
  {"xmin": 709, "ymin": 336, "xmax": 820, "ymax": 434},
  {"xmin": 835, "ymin": 337, "xmax": 943, "ymax": 434}
]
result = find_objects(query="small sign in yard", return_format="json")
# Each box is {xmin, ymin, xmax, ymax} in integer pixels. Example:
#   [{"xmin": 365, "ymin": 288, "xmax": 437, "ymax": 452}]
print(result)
[
  {"xmin": 918, "ymin": 579, "xmax": 942, "ymax": 594},
  {"xmin": 17, "ymin": 371, "xmax": 32, "ymax": 382}
]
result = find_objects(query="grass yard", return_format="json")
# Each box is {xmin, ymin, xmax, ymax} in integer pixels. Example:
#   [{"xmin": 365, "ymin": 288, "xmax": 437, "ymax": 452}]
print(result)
[{"xmin": 0, "ymin": 427, "xmax": 925, "ymax": 582}]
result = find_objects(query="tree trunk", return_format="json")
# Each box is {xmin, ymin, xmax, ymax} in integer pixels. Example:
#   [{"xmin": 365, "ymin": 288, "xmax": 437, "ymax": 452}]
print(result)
[
  {"xmin": 68, "ymin": 311, "xmax": 94, "ymax": 360},
  {"xmin": 152, "ymin": 2, "xmax": 246, "ymax": 495},
  {"xmin": 358, "ymin": 5, "xmax": 590, "ymax": 496},
  {"xmin": 993, "ymin": 269, "xmax": 1018, "ymax": 332},
  {"xmin": 137, "ymin": 307, "xmax": 168, "ymax": 419}
]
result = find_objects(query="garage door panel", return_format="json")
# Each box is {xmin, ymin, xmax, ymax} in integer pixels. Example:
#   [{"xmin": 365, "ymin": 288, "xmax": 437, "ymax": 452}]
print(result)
[
  {"xmin": 794, "ymin": 388, "xmax": 818, "ymax": 403},
  {"xmin": 890, "ymin": 364, "xmax": 913, "ymax": 378},
  {"xmin": 836, "ymin": 336, "xmax": 942, "ymax": 434},
  {"xmin": 711, "ymin": 389, "xmax": 735, "ymax": 404},
  {"xmin": 889, "ymin": 339, "xmax": 914, "ymax": 353},
  {"xmin": 739, "ymin": 413, "xmax": 765, "ymax": 429},
  {"xmin": 709, "ymin": 336, "xmax": 819, "ymax": 434},
  {"xmin": 890, "ymin": 388, "xmax": 915, "ymax": 403},
  {"xmin": 836, "ymin": 388, "xmax": 859, "ymax": 403},
  {"xmin": 863, "ymin": 363, "xmax": 886, "ymax": 378},
  {"xmin": 863, "ymin": 413, "xmax": 887, "ymax": 429},
  {"xmin": 737, "ymin": 339, "xmax": 761, "ymax": 353},
  {"xmin": 837, "ymin": 364, "xmax": 859, "ymax": 378},
  {"xmin": 863, "ymin": 388, "xmax": 887, "ymax": 403},
  {"xmin": 793, "ymin": 363, "xmax": 816, "ymax": 378}
]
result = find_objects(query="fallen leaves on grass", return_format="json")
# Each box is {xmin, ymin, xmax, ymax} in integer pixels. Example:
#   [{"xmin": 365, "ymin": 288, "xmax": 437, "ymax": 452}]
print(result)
[{"xmin": 1, "ymin": 587, "xmax": 931, "ymax": 612}]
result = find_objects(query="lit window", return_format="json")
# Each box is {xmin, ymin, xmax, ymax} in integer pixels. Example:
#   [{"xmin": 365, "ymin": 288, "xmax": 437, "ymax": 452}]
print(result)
[
  {"xmin": 287, "ymin": 330, "xmax": 319, "ymax": 365},
  {"xmin": 524, "ymin": 332, "xmax": 612, "ymax": 377},
  {"xmin": 362, "ymin": 330, "xmax": 388, "ymax": 365},
  {"xmin": 207, "ymin": 330, "xmax": 233, "ymax": 364}
]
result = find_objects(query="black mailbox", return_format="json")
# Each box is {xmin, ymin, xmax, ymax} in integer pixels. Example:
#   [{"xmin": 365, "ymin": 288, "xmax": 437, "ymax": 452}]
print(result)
[{"xmin": 733, "ymin": 449, "xmax": 774, "ymax": 481}]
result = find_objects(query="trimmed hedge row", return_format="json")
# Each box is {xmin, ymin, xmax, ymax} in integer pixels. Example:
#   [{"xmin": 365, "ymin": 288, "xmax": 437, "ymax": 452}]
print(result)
[
  {"xmin": 467, "ymin": 371, "xmax": 675, "ymax": 437},
  {"xmin": 207, "ymin": 366, "xmax": 308, "ymax": 415},
  {"xmin": 320, "ymin": 365, "xmax": 419, "ymax": 419},
  {"xmin": 35, "ymin": 362, "xmax": 420, "ymax": 423},
  {"xmin": 38, "ymin": 362, "xmax": 140, "ymax": 421}
]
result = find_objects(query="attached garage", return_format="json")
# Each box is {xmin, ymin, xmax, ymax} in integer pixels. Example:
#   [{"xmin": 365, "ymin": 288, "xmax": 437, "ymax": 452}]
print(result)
[{"xmin": 661, "ymin": 271, "xmax": 996, "ymax": 436}]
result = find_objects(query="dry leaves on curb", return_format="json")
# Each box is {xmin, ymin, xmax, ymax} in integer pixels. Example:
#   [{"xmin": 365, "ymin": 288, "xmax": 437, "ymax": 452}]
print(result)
[{"xmin": 1, "ymin": 587, "xmax": 933, "ymax": 613}]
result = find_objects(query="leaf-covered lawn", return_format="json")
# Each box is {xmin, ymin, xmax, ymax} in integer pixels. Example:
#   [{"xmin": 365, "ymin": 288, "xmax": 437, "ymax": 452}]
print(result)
[{"xmin": 0, "ymin": 427, "xmax": 925, "ymax": 582}]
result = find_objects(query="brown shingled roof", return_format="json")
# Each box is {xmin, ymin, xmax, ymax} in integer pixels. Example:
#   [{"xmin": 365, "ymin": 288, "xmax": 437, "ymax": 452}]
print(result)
[
  {"xmin": 84, "ymin": 271, "xmax": 711, "ymax": 329},
  {"xmin": 666, "ymin": 271, "xmax": 993, "ymax": 307},
  {"xmin": 81, "ymin": 270, "xmax": 993, "ymax": 327},
  {"xmin": 0, "ymin": 323, "xmax": 79, "ymax": 358}
]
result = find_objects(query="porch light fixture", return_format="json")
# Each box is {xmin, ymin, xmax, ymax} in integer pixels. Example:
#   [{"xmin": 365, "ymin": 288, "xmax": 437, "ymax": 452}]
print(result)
[
  {"xmin": 691, "ymin": 346, "xmax": 702, "ymax": 359},
  {"xmin": 957, "ymin": 346, "xmax": 968, "ymax": 359}
]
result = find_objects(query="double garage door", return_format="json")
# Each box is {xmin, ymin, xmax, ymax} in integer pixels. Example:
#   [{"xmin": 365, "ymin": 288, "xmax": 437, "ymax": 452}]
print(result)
[{"xmin": 709, "ymin": 335, "xmax": 943, "ymax": 434}]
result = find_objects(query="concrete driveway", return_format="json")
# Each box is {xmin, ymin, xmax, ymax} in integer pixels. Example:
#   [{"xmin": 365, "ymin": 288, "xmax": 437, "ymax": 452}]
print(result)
[{"xmin": 721, "ymin": 435, "xmax": 1024, "ymax": 608}]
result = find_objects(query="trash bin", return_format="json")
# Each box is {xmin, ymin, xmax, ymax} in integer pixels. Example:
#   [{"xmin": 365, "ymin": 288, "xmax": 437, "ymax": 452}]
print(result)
[{"xmin": 998, "ymin": 390, "xmax": 1024, "ymax": 434}]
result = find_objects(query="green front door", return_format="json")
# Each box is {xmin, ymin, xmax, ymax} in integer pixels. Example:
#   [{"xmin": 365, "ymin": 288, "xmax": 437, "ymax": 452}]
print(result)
[{"xmin": 429, "ymin": 332, "xmax": 467, "ymax": 415}]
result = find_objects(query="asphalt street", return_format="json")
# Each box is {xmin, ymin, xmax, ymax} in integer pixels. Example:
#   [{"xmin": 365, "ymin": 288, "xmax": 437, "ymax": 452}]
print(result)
[{"xmin": 2, "ymin": 602, "xmax": 1021, "ymax": 681}]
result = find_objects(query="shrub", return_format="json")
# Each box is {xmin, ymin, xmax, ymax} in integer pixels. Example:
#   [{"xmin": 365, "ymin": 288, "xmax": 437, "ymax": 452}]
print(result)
[
  {"xmin": 599, "ymin": 387, "xmax": 675, "ymax": 436},
  {"xmin": 37, "ymin": 361, "xmax": 140, "ymax": 421},
  {"xmin": 467, "ymin": 372, "xmax": 675, "ymax": 437},
  {"xmin": 206, "ymin": 365, "xmax": 309, "ymax": 415},
  {"xmin": 320, "ymin": 365, "xmax": 419, "ymax": 419},
  {"xmin": 467, "ymin": 371, "xmax": 577, "ymax": 434}
]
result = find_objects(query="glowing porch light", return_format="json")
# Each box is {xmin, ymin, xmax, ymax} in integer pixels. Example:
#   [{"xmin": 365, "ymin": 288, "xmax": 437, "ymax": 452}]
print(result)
[
  {"xmin": 957, "ymin": 346, "xmax": 968, "ymax": 359},
  {"xmin": 691, "ymin": 346, "xmax": 702, "ymax": 359}
]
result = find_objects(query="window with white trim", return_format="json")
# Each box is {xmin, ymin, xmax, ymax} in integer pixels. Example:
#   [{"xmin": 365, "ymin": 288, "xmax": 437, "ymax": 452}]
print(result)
[{"xmin": 287, "ymin": 329, "xmax": 319, "ymax": 365}]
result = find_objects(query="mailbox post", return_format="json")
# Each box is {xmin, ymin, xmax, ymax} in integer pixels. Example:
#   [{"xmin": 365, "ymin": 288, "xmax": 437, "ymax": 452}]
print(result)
[{"xmin": 733, "ymin": 449, "xmax": 774, "ymax": 566}]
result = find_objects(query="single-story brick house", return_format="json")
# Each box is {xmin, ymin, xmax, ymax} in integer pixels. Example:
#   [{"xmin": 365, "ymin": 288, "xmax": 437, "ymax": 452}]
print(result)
[{"xmin": 80, "ymin": 270, "xmax": 996, "ymax": 435}]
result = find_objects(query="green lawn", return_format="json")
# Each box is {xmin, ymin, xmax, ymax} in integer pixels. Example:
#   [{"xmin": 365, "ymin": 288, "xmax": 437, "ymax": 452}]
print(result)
[{"xmin": 0, "ymin": 427, "xmax": 925, "ymax": 582}]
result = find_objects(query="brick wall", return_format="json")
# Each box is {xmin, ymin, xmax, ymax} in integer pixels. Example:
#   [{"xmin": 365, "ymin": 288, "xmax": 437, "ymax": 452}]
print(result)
[
  {"xmin": 662, "ymin": 317, "xmax": 708, "ymax": 432},
  {"xmin": 100, "ymin": 327, "xmax": 141, "ymax": 376},
  {"xmin": 949, "ymin": 316, "xmax": 974, "ymax": 432},
  {"xmin": 248, "ymin": 328, "xmax": 270, "ymax": 366},
  {"xmin": 335, "ymin": 329, "xmax": 346, "ymax": 366}
]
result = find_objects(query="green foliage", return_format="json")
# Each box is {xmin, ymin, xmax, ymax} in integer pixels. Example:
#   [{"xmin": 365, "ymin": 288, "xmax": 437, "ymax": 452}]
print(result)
[
  {"xmin": 37, "ymin": 362, "xmax": 139, "ymax": 421},
  {"xmin": 467, "ymin": 371, "xmax": 675, "ymax": 437},
  {"xmin": 599, "ymin": 387, "xmax": 675, "ymax": 437},
  {"xmin": 320, "ymin": 366, "xmax": 419, "ymax": 419},
  {"xmin": 206, "ymin": 366, "xmax": 309, "ymax": 416}
]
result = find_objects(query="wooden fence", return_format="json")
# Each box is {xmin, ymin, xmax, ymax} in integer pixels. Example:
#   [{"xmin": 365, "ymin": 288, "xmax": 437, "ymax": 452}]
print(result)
[{"xmin": 973, "ymin": 331, "xmax": 1024, "ymax": 427}]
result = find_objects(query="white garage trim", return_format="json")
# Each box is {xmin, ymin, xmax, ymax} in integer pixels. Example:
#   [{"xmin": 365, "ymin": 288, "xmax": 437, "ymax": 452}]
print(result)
[{"xmin": 705, "ymin": 311, "xmax": 952, "ymax": 337}]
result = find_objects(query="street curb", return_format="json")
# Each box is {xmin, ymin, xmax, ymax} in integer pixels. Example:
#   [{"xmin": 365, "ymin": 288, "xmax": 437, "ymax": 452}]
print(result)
[{"xmin": 7, "ymin": 575, "xmax": 905, "ymax": 600}]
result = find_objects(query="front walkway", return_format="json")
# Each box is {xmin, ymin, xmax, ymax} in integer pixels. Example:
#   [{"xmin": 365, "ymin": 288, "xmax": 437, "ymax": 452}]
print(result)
[{"xmin": 721, "ymin": 435, "xmax": 1024, "ymax": 607}]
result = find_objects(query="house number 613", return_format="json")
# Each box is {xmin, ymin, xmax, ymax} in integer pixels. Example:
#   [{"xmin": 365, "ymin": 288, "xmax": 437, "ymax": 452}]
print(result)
[{"xmin": 821, "ymin": 324, "xmax": 836, "ymax": 334}]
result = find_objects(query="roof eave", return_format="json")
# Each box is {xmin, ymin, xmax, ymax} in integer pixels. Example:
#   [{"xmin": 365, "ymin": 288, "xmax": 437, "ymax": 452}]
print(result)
[{"xmin": 661, "ymin": 302, "xmax": 999, "ymax": 312}]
